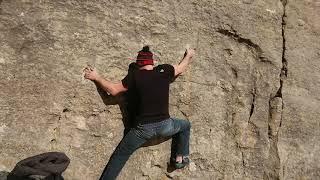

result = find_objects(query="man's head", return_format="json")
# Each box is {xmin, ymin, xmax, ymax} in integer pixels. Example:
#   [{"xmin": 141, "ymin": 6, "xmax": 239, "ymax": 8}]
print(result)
[{"xmin": 136, "ymin": 46, "xmax": 154, "ymax": 67}]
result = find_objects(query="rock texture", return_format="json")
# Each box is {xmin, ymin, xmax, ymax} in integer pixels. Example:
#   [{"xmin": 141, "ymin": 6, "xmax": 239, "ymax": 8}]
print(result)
[
  {"xmin": 278, "ymin": 0, "xmax": 320, "ymax": 179},
  {"xmin": 0, "ymin": 0, "xmax": 319, "ymax": 179}
]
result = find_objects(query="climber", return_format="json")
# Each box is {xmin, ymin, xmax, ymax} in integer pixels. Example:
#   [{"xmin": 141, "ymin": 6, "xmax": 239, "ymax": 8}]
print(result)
[{"xmin": 84, "ymin": 46, "xmax": 195, "ymax": 179}]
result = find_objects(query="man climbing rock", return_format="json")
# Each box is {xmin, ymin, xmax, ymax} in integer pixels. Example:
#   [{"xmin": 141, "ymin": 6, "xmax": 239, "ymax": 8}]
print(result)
[{"xmin": 84, "ymin": 46, "xmax": 195, "ymax": 179}]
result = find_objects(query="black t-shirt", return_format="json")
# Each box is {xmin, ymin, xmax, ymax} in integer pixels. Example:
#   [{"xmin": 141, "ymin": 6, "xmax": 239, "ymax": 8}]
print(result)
[{"xmin": 122, "ymin": 63, "xmax": 175, "ymax": 124}]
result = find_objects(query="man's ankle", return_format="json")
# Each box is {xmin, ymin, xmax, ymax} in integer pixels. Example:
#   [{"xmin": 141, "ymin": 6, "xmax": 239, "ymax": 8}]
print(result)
[{"xmin": 176, "ymin": 156, "xmax": 183, "ymax": 163}]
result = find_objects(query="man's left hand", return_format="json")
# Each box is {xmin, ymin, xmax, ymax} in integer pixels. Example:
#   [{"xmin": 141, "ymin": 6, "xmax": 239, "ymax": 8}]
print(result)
[{"xmin": 84, "ymin": 66, "xmax": 99, "ymax": 81}]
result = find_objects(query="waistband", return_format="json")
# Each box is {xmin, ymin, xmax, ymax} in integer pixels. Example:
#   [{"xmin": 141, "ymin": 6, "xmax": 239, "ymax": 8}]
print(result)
[{"xmin": 138, "ymin": 118, "xmax": 171, "ymax": 127}]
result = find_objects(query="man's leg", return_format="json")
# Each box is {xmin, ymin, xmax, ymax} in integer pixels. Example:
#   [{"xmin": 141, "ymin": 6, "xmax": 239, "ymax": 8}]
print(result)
[
  {"xmin": 99, "ymin": 129, "xmax": 148, "ymax": 180},
  {"xmin": 170, "ymin": 118, "xmax": 191, "ymax": 163}
]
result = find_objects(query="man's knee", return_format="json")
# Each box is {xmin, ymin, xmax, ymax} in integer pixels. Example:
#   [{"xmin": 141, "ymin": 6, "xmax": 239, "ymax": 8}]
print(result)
[{"xmin": 182, "ymin": 120, "xmax": 191, "ymax": 130}]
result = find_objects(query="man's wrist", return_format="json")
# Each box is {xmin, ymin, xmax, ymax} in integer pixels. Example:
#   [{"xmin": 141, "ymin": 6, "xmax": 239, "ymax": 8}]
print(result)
[
  {"xmin": 94, "ymin": 76, "xmax": 102, "ymax": 82},
  {"xmin": 185, "ymin": 54, "xmax": 193, "ymax": 59}
]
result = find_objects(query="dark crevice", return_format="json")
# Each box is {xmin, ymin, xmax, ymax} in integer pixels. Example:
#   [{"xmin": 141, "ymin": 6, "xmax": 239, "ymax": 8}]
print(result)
[
  {"xmin": 179, "ymin": 109, "xmax": 189, "ymax": 121},
  {"xmin": 241, "ymin": 151, "xmax": 246, "ymax": 176},
  {"xmin": 275, "ymin": 85, "xmax": 282, "ymax": 98},
  {"xmin": 279, "ymin": 0, "xmax": 287, "ymax": 126},
  {"xmin": 242, "ymin": 152, "xmax": 245, "ymax": 167},
  {"xmin": 249, "ymin": 98, "xmax": 255, "ymax": 118},
  {"xmin": 268, "ymin": 125, "xmax": 272, "ymax": 139},
  {"xmin": 217, "ymin": 28, "xmax": 273, "ymax": 65},
  {"xmin": 154, "ymin": 164, "xmax": 162, "ymax": 168},
  {"xmin": 92, "ymin": 133, "xmax": 102, "ymax": 137},
  {"xmin": 231, "ymin": 67, "xmax": 238, "ymax": 78},
  {"xmin": 249, "ymin": 87, "xmax": 256, "ymax": 119},
  {"xmin": 62, "ymin": 108, "xmax": 71, "ymax": 112},
  {"xmin": 268, "ymin": 1, "xmax": 288, "ymax": 179},
  {"xmin": 268, "ymin": 99, "xmax": 273, "ymax": 139},
  {"xmin": 217, "ymin": 29, "xmax": 262, "ymax": 52},
  {"xmin": 276, "ymin": 0, "xmax": 288, "ymax": 99}
]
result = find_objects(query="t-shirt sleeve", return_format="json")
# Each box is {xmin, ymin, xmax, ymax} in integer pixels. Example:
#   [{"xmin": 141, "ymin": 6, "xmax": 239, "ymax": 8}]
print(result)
[
  {"xmin": 121, "ymin": 74, "xmax": 129, "ymax": 88},
  {"xmin": 121, "ymin": 63, "xmax": 137, "ymax": 89},
  {"xmin": 161, "ymin": 64, "xmax": 175, "ymax": 79}
]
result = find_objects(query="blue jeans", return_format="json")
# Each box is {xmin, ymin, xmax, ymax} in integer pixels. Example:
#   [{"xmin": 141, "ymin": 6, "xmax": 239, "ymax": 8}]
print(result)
[{"xmin": 99, "ymin": 118, "xmax": 191, "ymax": 180}]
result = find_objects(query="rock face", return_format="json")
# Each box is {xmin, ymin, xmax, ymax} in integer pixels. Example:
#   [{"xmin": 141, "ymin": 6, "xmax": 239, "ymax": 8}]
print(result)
[
  {"xmin": 279, "ymin": 0, "xmax": 320, "ymax": 179},
  {"xmin": 0, "ymin": 0, "xmax": 319, "ymax": 179}
]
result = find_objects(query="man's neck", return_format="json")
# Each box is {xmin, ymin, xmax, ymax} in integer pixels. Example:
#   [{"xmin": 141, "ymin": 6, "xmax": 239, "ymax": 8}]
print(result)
[{"xmin": 139, "ymin": 65, "xmax": 154, "ymax": 70}]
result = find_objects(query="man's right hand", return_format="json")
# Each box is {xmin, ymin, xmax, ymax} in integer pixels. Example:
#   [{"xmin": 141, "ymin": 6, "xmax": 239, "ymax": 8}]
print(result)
[
  {"xmin": 84, "ymin": 66, "xmax": 99, "ymax": 81},
  {"xmin": 185, "ymin": 48, "xmax": 195, "ymax": 58}
]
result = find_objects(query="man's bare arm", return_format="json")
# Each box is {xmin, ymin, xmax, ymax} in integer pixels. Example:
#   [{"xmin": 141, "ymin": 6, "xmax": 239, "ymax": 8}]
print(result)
[
  {"xmin": 94, "ymin": 77, "xmax": 127, "ymax": 96},
  {"xmin": 84, "ymin": 67, "xmax": 127, "ymax": 96},
  {"xmin": 173, "ymin": 48, "xmax": 195, "ymax": 76}
]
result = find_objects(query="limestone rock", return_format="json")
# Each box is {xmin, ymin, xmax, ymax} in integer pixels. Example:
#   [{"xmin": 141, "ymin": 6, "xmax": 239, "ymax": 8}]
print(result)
[
  {"xmin": 278, "ymin": 0, "xmax": 320, "ymax": 179},
  {"xmin": 0, "ymin": 0, "xmax": 319, "ymax": 179}
]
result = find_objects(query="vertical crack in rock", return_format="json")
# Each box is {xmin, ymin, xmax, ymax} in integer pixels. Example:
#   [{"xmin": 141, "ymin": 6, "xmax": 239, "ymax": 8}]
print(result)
[
  {"xmin": 249, "ymin": 87, "xmax": 256, "ymax": 120},
  {"xmin": 267, "ymin": 0, "xmax": 287, "ymax": 179},
  {"xmin": 268, "ymin": 100, "xmax": 273, "ymax": 139},
  {"xmin": 241, "ymin": 151, "xmax": 246, "ymax": 176},
  {"xmin": 276, "ymin": 0, "xmax": 288, "ymax": 99},
  {"xmin": 281, "ymin": 0, "xmax": 288, "ymax": 79},
  {"xmin": 277, "ymin": 0, "xmax": 288, "ymax": 142},
  {"xmin": 217, "ymin": 19, "xmax": 286, "ymax": 180}
]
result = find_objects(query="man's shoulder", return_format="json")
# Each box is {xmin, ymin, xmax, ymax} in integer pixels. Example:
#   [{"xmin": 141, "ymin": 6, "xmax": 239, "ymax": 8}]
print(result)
[
  {"xmin": 128, "ymin": 63, "xmax": 139, "ymax": 72},
  {"xmin": 155, "ymin": 64, "xmax": 174, "ymax": 78},
  {"xmin": 155, "ymin": 64, "xmax": 174, "ymax": 70}
]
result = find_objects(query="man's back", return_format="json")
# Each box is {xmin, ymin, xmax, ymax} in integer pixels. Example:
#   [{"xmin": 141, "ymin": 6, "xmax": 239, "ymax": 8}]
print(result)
[{"xmin": 124, "ymin": 64, "xmax": 175, "ymax": 124}]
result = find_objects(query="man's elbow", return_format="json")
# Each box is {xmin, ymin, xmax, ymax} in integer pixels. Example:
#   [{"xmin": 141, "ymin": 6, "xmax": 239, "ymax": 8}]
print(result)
[
  {"xmin": 109, "ymin": 88, "xmax": 120, "ymax": 96},
  {"xmin": 109, "ymin": 84, "xmax": 127, "ymax": 96}
]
